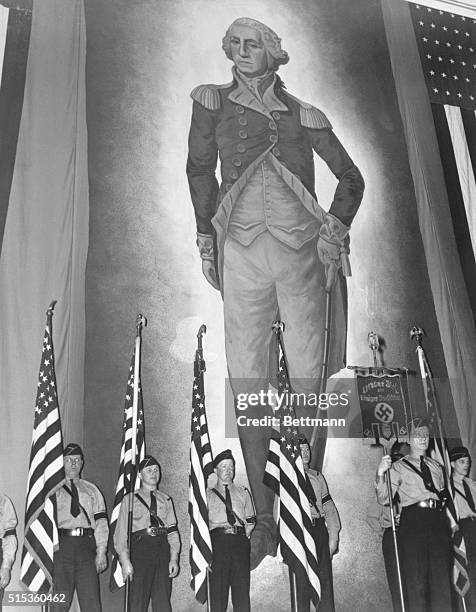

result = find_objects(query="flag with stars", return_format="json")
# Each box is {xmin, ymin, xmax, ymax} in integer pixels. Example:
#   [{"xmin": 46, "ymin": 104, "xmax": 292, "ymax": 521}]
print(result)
[
  {"xmin": 415, "ymin": 342, "xmax": 470, "ymax": 597},
  {"xmin": 410, "ymin": 4, "xmax": 474, "ymax": 594},
  {"xmin": 409, "ymin": 2, "xmax": 476, "ymax": 315},
  {"xmin": 264, "ymin": 338, "xmax": 321, "ymax": 606},
  {"xmin": 188, "ymin": 343, "xmax": 214, "ymax": 603},
  {"xmin": 20, "ymin": 308, "xmax": 65, "ymax": 593},
  {"xmin": 411, "ymin": 4, "xmax": 475, "ymax": 109},
  {"xmin": 109, "ymin": 351, "xmax": 145, "ymax": 591}
]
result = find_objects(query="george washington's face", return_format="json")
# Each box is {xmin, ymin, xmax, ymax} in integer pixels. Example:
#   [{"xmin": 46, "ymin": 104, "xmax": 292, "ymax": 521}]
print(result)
[{"xmin": 229, "ymin": 25, "xmax": 269, "ymax": 77}]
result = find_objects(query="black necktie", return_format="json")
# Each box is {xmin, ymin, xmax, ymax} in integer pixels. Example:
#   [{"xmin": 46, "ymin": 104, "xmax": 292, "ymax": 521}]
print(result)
[
  {"xmin": 463, "ymin": 480, "xmax": 476, "ymax": 513},
  {"xmin": 224, "ymin": 485, "xmax": 236, "ymax": 525},
  {"xmin": 70, "ymin": 480, "xmax": 80, "ymax": 518},
  {"xmin": 150, "ymin": 492, "xmax": 159, "ymax": 527},
  {"xmin": 420, "ymin": 456, "xmax": 438, "ymax": 494}
]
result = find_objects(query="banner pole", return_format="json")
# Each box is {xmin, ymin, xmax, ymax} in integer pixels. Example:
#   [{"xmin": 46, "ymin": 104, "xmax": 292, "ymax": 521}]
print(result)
[
  {"xmin": 288, "ymin": 569, "xmax": 298, "ymax": 612},
  {"xmin": 384, "ymin": 451, "xmax": 406, "ymax": 612},
  {"xmin": 206, "ymin": 567, "xmax": 211, "ymax": 612}
]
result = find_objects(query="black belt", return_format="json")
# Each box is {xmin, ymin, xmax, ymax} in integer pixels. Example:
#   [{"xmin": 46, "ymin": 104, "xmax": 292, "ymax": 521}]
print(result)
[
  {"xmin": 59, "ymin": 527, "xmax": 94, "ymax": 537},
  {"xmin": 212, "ymin": 526, "xmax": 246, "ymax": 536},
  {"xmin": 460, "ymin": 516, "xmax": 476, "ymax": 523},
  {"xmin": 133, "ymin": 526, "xmax": 167, "ymax": 538},
  {"xmin": 407, "ymin": 499, "xmax": 443, "ymax": 511}
]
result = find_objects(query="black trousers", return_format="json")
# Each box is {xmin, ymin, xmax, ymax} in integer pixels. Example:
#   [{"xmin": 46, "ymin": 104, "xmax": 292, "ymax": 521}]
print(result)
[
  {"xmin": 51, "ymin": 535, "xmax": 101, "ymax": 612},
  {"xmin": 129, "ymin": 533, "xmax": 171, "ymax": 612},
  {"xmin": 210, "ymin": 531, "xmax": 250, "ymax": 612},
  {"xmin": 398, "ymin": 506, "xmax": 452, "ymax": 612},
  {"xmin": 460, "ymin": 518, "xmax": 476, "ymax": 612},
  {"xmin": 382, "ymin": 527, "xmax": 407, "ymax": 612},
  {"xmin": 296, "ymin": 518, "xmax": 334, "ymax": 612}
]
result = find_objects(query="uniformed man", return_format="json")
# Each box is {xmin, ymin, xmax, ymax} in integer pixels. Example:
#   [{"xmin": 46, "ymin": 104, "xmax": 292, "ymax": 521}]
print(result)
[
  {"xmin": 376, "ymin": 418, "xmax": 452, "ymax": 612},
  {"xmin": 367, "ymin": 441, "xmax": 410, "ymax": 612},
  {"xmin": 450, "ymin": 446, "xmax": 476, "ymax": 610},
  {"xmin": 0, "ymin": 492, "xmax": 17, "ymax": 611},
  {"xmin": 207, "ymin": 449, "xmax": 256, "ymax": 612},
  {"xmin": 51, "ymin": 443, "xmax": 108, "ymax": 612},
  {"xmin": 187, "ymin": 17, "xmax": 364, "ymax": 569},
  {"xmin": 296, "ymin": 435, "xmax": 340, "ymax": 612},
  {"xmin": 114, "ymin": 455, "xmax": 180, "ymax": 612}
]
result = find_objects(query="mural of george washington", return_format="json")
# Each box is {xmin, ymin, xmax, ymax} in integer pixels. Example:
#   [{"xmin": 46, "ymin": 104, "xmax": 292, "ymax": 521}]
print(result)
[{"xmin": 187, "ymin": 17, "xmax": 364, "ymax": 569}]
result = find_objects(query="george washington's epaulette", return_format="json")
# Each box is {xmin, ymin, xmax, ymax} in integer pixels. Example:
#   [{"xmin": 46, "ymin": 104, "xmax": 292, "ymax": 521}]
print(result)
[
  {"xmin": 285, "ymin": 92, "xmax": 332, "ymax": 130},
  {"xmin": 190, "ymin": 82, "xmax": 234, "ymax": 111}
]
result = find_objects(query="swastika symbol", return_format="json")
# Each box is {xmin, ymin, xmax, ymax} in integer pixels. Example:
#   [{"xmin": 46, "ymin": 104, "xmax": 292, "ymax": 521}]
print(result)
[{"xmin": 375, "ymin": 402, "xmax": 394, "ymax": 423}]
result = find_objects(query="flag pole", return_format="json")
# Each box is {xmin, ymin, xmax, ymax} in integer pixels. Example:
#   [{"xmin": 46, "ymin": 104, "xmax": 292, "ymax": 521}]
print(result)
[
  {"xmin": 272, "ymin": 321, "xmax": 299, "ymax": 612},
  {"xmin": 384, "ymin": 446, "xmax": 406, "ymax": 612},
  {"xmin": 367, "ymin": 329, "xmax": 406, "ymax": 611},
  {"xmin": 310, "ymin": 290, "xmax": 332, "ymax": 470},
  {"xmin": 288, "ymin": 570, "xmax": 298, "ymax": 612},
  {"xmin": 206, "ymin": 567, "xmax": 212, "ymax": 612},
  {"xmin": 44, "ymin": 305, "xmax": 56, "ymax": 612},
  {"xmin": 124, "ymin": 314, "xmax": 147, "ymax": 612},
  {"xmin": 410, "ymin": 327, "xmax": 449, "ymax": 477},
  {"xmin": 410, "ymin": 326, "xmax": 468, "ymax": 610},
  {"xmin": 196, "ymin": 324, "xmax": 212, "ymax": 612}
]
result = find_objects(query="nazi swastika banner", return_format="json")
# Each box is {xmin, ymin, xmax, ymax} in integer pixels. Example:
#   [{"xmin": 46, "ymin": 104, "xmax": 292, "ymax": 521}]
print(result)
[{"xmin": 354, "ymin": 367, "xmax": 411, "ymax": 446}]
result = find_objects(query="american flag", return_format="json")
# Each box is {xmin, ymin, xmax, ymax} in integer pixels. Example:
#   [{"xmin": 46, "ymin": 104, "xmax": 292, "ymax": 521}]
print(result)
[
  {"xmin": 430, "ymin": 434, "xmax": 470, "ymax": 596},
  {"xmin": 188, "ymin": 338, "xmax": 213, "ymax": 603},
  {"xmin": 263, "ymin": 335, "xmax": 321, "ymax": 606},
  {"xmin": 409, "ymin": 3, "xmax": 476, "ymax": 313},
  {"xmin": 109, "ymin": 352, "xmax": 145, "ymax": 591},
  {"xmin": 410, "ymin": 4, "xmax": 475, "ymax": 109},
  {"xmin": 416, "ymin": 342, "xmax": 470, "ymax": 597},
  {"xmin": 20, "ymin": 307, "xmax": 65, "ymax": 593}
]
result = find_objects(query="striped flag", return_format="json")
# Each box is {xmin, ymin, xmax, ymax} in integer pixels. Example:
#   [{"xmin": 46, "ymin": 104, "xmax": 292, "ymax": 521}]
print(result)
[
  {"xmin": 0, "ymin": 3, "xmax": 31, "ymax": 249},
  {"xmin": 409, "ymin": 2, "xmax": 476, "ymax": 315},
  {"xmin": 264, "ymin": 342, "xmax": 321, "ymax": 606},
  {"xmin": 20, "ymin": 308, "xmax": 65, "ymax": 593},
  {"xmin": 109, "ymin": 352, "xmax": 146, "ymax": 591},
  {"xmin": 430, "ymin": 434, "xmax": 470, "ymax": 596},
  {"xmin": 188, "ymin": 342, "xmax": 213, "ymax": 603},
  {"xmin": 416, "ymin": 341, "xmax": 470, "ymax": 597}
]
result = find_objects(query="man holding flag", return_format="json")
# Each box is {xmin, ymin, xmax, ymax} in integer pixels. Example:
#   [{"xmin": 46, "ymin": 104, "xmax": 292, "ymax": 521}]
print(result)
[
  {"xmin": 51, "ymin": 443, "xmax": 108, "ymax": 612},
  {"xmin": 207, "ymin": 449, "xmax": 255, "ymax": 612},
  {"xmin": 114, "ymin": 455, "xmax": 180, "ymax": 612},
  {"xmin": 297, "ymin": 434, "xmax": 340, "ymax": 612},
  {"xmin": 450, "ymin": 446, "xmax": 476, "ymax": 610},
  {"xmin": 376, "ymin": 417, "xmax": 453, "ymax": 612}
]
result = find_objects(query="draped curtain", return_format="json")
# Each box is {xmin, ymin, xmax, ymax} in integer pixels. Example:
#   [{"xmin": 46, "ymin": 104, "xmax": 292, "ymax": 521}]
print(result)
[
  {"xmin": 381, "ymin": 0, "xmax": 476, "ymax": 467},
  {"xmin": 0, "ymin": 0, "xmax": 88, "ymax": 599}
]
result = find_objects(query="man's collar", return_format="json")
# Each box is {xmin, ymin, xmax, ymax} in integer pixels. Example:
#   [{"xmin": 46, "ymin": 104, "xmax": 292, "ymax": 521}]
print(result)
[
  {"xmin": 228, "ymin": 67, "xmax": 288, "ymax": 116},
  {"xmin": 236, "ymin": 68, "xmax": 275, "ymax": 97}
]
